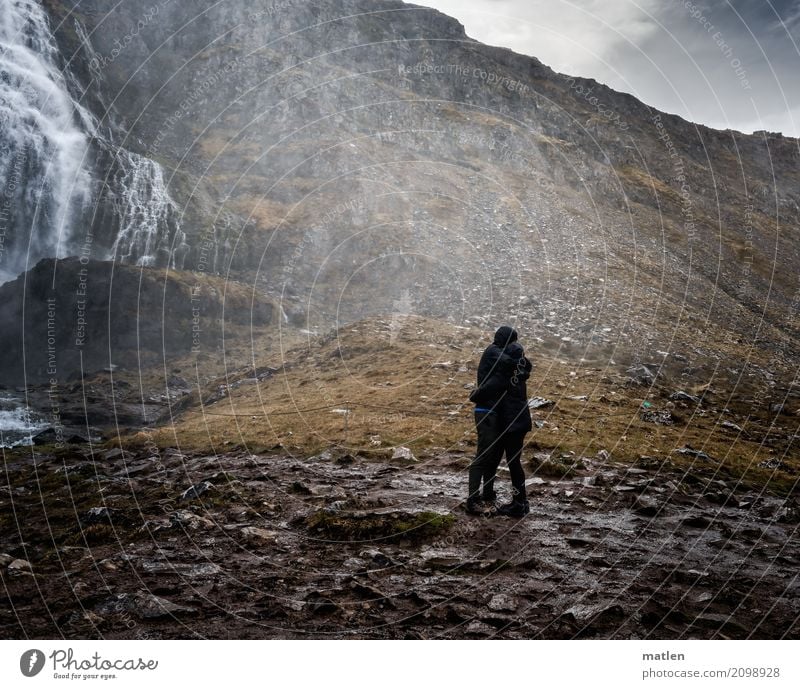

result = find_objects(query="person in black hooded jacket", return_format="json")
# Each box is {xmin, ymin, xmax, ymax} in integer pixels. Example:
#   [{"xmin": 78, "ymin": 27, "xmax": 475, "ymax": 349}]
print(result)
[{"xmin": 467, "ymin": 326, "xmax": 532, "ymax": 517}]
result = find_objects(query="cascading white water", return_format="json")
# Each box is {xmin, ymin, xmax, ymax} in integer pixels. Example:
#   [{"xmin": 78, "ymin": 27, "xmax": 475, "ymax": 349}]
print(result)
[
  {"xmin": 0, "ymin": 0, "xmax": 94, "ymax": 283},
  {"xmin": 0, "ymin": 392, "xmax": 47, "ymax": 447},
  {"xmin": 0, "ymin": 1, "xmax": 189, "ymax": 281},
  {"xmin": 109, "ymin": 148, "xmax": 188, "ymax": 269}
]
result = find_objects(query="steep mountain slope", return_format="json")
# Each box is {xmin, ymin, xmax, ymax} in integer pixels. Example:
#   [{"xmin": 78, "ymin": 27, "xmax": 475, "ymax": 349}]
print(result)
[{"xmin": 38, "ymin": 0, "xmax": 799, "ymax": 388}]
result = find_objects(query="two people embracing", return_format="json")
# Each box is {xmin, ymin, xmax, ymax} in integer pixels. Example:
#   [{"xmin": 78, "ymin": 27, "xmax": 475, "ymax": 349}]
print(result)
[{"xmin": 467, "ymin": 325, "xmax": 533, "ymax": 517}]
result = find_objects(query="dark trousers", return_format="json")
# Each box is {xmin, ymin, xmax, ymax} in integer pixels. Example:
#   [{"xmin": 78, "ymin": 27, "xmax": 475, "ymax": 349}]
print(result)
[{"xmin": 468, "ymin": 412, "xmax": 527, "ymax": 500}]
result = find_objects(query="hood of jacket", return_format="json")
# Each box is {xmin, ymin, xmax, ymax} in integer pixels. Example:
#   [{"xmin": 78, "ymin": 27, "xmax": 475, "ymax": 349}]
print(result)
[{"xmin": 493, "ymin": 325, "xmax": 518, "ymax": 348}]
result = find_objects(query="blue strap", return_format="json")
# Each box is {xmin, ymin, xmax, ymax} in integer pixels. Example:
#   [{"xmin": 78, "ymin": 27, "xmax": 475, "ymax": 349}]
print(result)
[{"xmin": 474, "ymin": 407, "xmax": 495, "ymax": 413}]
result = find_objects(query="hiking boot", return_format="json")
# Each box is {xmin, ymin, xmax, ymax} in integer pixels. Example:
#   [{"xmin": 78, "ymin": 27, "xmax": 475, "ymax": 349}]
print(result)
[
  {"xmin": 496, "ymin": 499, "xmax": 530, "ymax": 518},
  {"xmin": 482, "ymin": 491, "xmax": 498, "ymax": 514},
  {"xmin": 465, "ymin": 497, "xmax": 497, "ymax": 516}
]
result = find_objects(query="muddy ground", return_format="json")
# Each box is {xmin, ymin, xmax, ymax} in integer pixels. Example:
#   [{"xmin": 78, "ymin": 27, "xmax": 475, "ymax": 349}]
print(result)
[{"xmin": 1, "ymin": 443, "xmax": 799, "ymax": 639}]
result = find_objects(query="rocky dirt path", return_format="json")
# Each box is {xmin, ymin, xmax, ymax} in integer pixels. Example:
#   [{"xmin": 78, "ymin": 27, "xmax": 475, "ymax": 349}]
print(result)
[{"xmin": 1, "ymin": 446, "xmax": 798, "ymax": 639}]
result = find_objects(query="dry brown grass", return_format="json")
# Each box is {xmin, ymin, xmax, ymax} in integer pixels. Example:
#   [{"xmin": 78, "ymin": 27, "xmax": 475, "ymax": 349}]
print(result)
[{"xmin": 126, "ymin": 315, "xmax": 800, "ymax": 495}]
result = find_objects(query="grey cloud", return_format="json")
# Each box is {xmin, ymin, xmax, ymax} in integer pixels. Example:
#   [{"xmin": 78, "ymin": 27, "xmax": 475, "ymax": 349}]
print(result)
[{"xmin": 422, "ymin": 0, "xmax": 800, "ymax": 136}]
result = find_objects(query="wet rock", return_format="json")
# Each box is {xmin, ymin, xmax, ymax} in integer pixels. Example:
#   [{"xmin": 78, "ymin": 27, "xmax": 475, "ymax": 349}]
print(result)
[
  {"xmin": 289, "ymin": 480, "xmax": 313, "ymax": 495},
  {"xmin": 391, "ymin": 446, "xmax": 417, "ymax": 462},
  {"xmin": 141, "ymin": 560, "xmax": 222, "ymax": 578},
  {"xmin": 32, "ymin": 428, "xmax": 86, "ymax": 445},
  {"xmin": 758, "ymin": 458, "xmax": 789, "ymax": 471},
  {"xmin": 140, "ymin": 517, "xmax": 172, "ymax": 533},
  {"xmin": 528, "ymin": 397, "xmax": 555, "ymax": 409},
  {"xmin": 359, "ymin": 549, "xmax": 397, "ymax": 568},
  {"xmin": 640, "ymin": 409, "xmax": 674, "ymax": 425},
  {"xmin": 689, "ymin": 613, "xmax": 749, "ymax": 637},
  {"xmin": 7, "ymin": 558, "xmax": 32, "ymax": 575},
  {"xmin": 97, "ymin": 592, "xmax": 196, "ymax": 619},
  {"xmin": 633, "ymin": 495, "xmax": 662, "ymax": 516},
  {"xmin": 487, "ymin": 593, "xmax": 519, "ymax": 613},
  {"xmin": 670, "ymin": 569, "xmax": 710, "ymax": 584},
  {"xmin": 705, "ymin": 491, "xmax": 739, "ymax": 508},
  {"xmin": 113, "ymin": 460, "xmax": 155, "ymax": 477},
  {"xmin": 420, "ymin": 548, "xmax": 467, "ymax": 569},
  {"xmin": 283, "ymin": 598, "xmax": 306, "ymax": 612},
  {"xmin": 534, "ymin": 455, "xmax": 584, "ymax": 478},
  {"xmin": 342, "ymin": 557, "xmax": 367, "ymax": 571},
  {"xmin": 306, "ymin": 593, "xmax": 339, "ymax": 615},
  {"xmin": 626, "ymin": 365, "xmax": 656, "ymax": 386},
  {"xmin": 561, "ymin": 602, "xmax": 625, "ymax": 627},
  {"xmin": 179, "ymin": 481, "xmax": 214, "ymax": 501},
  {"xmin": 465, "ymin": 620, "xmax": 495, "ymax": 635},
  {"xmin": 670, "ymin": 391, "xmax": 700, "ymax": 404},
  {"xmin": 349, "ymin": 581, "xmax": 396, "ymax": 608},
  {"xmin": 675, "ymin": 446, "xmax": 710, "ymax": 461},
  {"xmin": 176, "ymin": 563, "xmax": 222, "ymax": 578},
  {"xmin": 309, "ymin": 449, "xmax": 334, "ymax": 462},
  {"xmin": 0, "ymin": 553, "xmax": 14, "ymax": 567},
  {"xmin": 307, "ymin": 507, "xmax": 453, "ymax": 542},
  {"xmin": 323, "ymin": 500, "xmax": 349, "ymax": 514},
  {"xmin": 240, "ymin": 526, "xmax": 278, "ymax": 543},
  {"xmin": 773, "ymin": 501, "xmax": 800, "ymax": 523},
  {"xmin": 721, "ymin": 420, "xmax": 743, "ymax": 433},
  {"xmin": 625, "ymin": 468, "xmax": 648, "ymax": 475},
  {"xmin": 596, "ymin": 449, "xmax": 610, "ymax": 461},
  {"xmin": 82, "ymin": 506, "xmax": 114, "ymax": 525},
  {"xmin": 31, "ymin": 428, "xmax": 58, "ymax": 445},
  {"xmin": 681, "ymin": 514, "xmax": 711, "ymax": 528},
  {"xmin": 170, "ymin": 509, "xmax": 215, "ymax": 530}
]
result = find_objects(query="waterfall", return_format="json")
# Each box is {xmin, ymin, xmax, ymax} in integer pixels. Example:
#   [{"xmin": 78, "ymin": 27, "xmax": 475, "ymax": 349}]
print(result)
[
  {"xmin": 0, "ymin": 0, "xmax": 94, "ymax": 283},
  {"xmin": 108, "ymin": 148, "xmax": 188, "ymax": 269},
  {"xmin": 0, "ymin": 1, "xmax": 189, "ymax": 282},
  {"xmin": 0, "ymin": 393, "xmax": 47, "ymax": 447}
]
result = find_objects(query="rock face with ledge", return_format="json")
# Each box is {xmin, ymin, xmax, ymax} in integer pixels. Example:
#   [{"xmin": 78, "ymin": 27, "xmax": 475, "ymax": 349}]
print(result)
[{"xmin": 0, "ymin": 258, "xmax": 275, "ymax": 385}]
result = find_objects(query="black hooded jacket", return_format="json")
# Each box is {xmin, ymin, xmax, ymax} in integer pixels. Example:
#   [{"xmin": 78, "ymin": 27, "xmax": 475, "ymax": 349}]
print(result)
[
  {"xmin": 471, "ymin": 327, "xmax": 533, "ymax": 433},
  {"xmin": 499, "ymin": 341, "xmax": 533, "ymax": 434}
]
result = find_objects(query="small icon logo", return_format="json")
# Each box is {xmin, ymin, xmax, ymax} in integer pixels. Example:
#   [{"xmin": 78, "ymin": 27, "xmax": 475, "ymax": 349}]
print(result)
[{"xmin": 20, "ymin": 649, "xmax": 45, "ymax": 677}]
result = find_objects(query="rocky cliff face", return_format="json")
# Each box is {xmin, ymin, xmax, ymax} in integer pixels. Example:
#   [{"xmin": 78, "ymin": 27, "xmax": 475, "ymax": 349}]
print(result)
[
  {"xmin": 38, "ymin": 0, "xmax": 798, "ymax": 375},
  {"xmin": 0, "ymin": 0, "xmax": 794, "ymax": 392},
  {"xmin": 0, "ymin": 257, "xmax": 275, "ymax": 385}
]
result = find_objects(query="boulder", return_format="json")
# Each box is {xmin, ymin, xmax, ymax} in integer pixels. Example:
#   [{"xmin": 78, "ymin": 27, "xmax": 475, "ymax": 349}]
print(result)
[
  {"xmin": 82, "ymin": 506, "xmax": 114, "ymax": 525},
  {"xmin": 391, "ymin": 446, "xmax": 417, "ymax": 462},
  {"xmin": 179, "ymin": 481, "xmax": 214, "ymax": 501},
  {"xmin": 96, "ymin": 592, "xmax": 196, "ymax": 619},
  {"xmin": 170, "ymin": 509, "xmax": 215, "ymax": 530},
  {"xmin": 241, "ymin": 526, "xmax": 278, "ymax": 543},
  {"xmin": 670, "ymin": 391, "xmax": 700, "ymax": 404},
  {"xmin": 7, "ymin": 558, "xmax": 32, "ymax": 574},
  {"xmin": 626, "ymin": 365, "xmax": 656, "ymax": 386}
]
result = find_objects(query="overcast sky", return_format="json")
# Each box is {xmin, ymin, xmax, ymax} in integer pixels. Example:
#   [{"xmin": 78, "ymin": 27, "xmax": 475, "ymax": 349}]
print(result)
[{"xmin": 422, "ymin": 0, "xmax": 800, "ymax": 137}]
